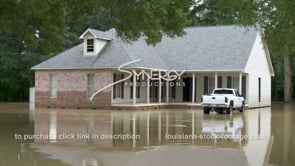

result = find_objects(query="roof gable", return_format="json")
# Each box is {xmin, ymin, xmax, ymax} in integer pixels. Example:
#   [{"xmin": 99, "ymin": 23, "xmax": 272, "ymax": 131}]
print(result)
[{"xmin": 79, "ymin": 28, "xmax": 112, "ymax": 40}]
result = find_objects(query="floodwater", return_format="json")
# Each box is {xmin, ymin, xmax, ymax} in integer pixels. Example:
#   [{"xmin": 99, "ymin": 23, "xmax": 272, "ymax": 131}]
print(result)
[{"xmin": 0, "ymin": 103, "xmax": 294, "ymax": 166}]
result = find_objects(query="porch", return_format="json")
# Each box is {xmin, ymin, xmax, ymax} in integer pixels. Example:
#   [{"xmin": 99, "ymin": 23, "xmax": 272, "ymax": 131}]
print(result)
[{"xmin": 111, "ymin": 70, "xmax": 248, "ymax": 108}]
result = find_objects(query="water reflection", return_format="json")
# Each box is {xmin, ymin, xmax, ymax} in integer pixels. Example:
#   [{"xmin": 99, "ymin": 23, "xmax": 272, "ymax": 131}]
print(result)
[
  {"xmin": 4, "ymin": 103, "xmax": 295, "ymax": 166},
  {"xmin": 31, "ymin": 108, "xmax": 272, "ymax": 166},
  {"xmin": 270, "ymin": 104, "xmax": 294, "ymax": 166}
]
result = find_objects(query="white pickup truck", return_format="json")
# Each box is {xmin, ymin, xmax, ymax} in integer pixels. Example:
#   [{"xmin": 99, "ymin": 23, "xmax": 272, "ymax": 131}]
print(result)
[{"xmin": 201, "ymin": 88, "xmax": 245, "ymax": 114}]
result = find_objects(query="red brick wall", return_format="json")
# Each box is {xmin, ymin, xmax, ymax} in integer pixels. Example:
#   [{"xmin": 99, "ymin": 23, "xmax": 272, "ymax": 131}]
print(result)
[{"xmin": 35, "ymin": 69, "xmax": 113, "ymax": 109}]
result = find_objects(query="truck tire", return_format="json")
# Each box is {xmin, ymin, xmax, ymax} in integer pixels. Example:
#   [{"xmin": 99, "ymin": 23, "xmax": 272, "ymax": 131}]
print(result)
[
  {"xmin": 226, "ymin": 103, "xmax": 233, "ymax": 114},
  {"xmin": 203, "ymin": 107, "xmax": 210, "ymax": 114}
]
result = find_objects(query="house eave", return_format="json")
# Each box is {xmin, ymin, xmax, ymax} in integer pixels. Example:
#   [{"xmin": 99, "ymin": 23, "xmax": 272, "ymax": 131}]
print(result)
[{"xmin": 32, "ymin": 67, "xmax": 245, "ymax": 73}]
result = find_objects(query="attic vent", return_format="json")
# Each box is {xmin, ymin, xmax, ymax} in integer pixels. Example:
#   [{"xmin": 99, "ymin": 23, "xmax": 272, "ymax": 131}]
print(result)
[{"xmin": 87, "ymin": 39, "xmax": 94, "ymax": 52}]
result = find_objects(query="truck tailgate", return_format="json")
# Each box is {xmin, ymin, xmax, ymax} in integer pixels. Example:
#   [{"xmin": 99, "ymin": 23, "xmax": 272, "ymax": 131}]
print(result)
[{"xmin": 203, "ymin": 95, "xmax": 225, "ymax": 104}]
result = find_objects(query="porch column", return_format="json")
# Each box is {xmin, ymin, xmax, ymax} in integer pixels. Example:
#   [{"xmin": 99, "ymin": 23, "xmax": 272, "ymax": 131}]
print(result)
[
  {"xmin": 133, "ymin": 73, "xmax": 136, "ymax": 105},
  {"xmin": 215, "ymin": 72, "xmax": 218, "ymax": 89},
  {"xmin": 239, "ymin": 72, "xmax": 242, "ymax": 93},
  {"xmin": 147, "ymin": 74, "xmax": 150, "ymax": 104},
  {"xmin": 166, "ymin": 81, "xmax": 169, "ymax": 103},
  {"xmin": 192, "ymin": 73, "xmax": 195, "ymax": 103},
  {"xmin": 158, "ymin": 71, "xmax": 161, "ymax": 103}
]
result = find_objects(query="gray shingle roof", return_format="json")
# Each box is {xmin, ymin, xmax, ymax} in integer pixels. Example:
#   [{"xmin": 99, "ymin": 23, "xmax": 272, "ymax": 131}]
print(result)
[{"xmin": 32, "ymin": 25, "xmax": 259, "ymax": 71}]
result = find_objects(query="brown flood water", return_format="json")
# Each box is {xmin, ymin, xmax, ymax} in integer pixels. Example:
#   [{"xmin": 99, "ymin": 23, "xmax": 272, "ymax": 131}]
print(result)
[{"xmin": 0, "ymin": 103, "xmax": 294, "ymax": 166}]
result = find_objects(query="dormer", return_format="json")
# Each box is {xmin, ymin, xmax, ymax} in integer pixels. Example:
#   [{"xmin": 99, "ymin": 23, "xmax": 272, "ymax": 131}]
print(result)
[{"xmin": 79, "ymin": 28, "xmax": 112, "ymax": 56}]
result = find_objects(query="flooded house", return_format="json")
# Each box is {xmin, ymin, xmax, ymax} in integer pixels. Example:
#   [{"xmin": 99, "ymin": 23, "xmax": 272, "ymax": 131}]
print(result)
[{"xmin": 31, "ymin": 25, "xmax": 274, "ymax": 109}]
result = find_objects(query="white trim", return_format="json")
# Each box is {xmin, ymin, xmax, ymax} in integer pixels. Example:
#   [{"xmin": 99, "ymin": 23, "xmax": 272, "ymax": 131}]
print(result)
[
  {"xmin": 79, "ymin": 29, "xmax": 112, "ymax": 40},
  {"xmin": 166, "ymin": 81, "xmax": 169, "ymax": 103},
  {"xmin": 239, "ymin": 72, "xmax": 242, "ymax": 93},
  {"xmin": 133, "ymin": 74, "xmax": 136, "ymax": 105},
  {"xmin": 147, "ymin": 75, "xmax": 150, "ymax": 104},
  {"xmin": 259, "ymin": 28, "xmax": 275, "ymax": 76}
]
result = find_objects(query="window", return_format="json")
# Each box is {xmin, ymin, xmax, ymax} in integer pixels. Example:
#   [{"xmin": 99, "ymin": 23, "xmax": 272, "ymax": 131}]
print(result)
[
  {"xmin": 227, "ymin": 76, "xmax": 232, "ymax": 88},
  {"xmin": 227, "ymin": 76, "xmax": 240, "ymax": 91},
  {"xmin": 171, "ymin": 80, "xmax": 176, "ymax": 99},
  {"xmin": 208, "ymin": 77, "xmax": 215, "ymax": 93},
  {"xmin": 87, "ymin": 73, "xmax": 95, "ymax": 97},
  {"xmin": 204, "ymin": 76, "xmax": 215, "ymax": 94},
  {"xmin": 204, "ymin": 76, "xmax": 208, "ymax": 94},
  {"xmin": 242, "ymin": 76, "xmax": 246, "ymax": 99},
  {"xmin": 49, "ymin": 73, "xmax": 57, "ymax": 98},
  {"xmin": 113, "ymin": 74, "xmax": 124, "ymax": 99},
  {"xmin": 232, "ymin": 77, "xmax": 239, "ymax": 90},
  {"xmin": 217, "ymin": 76, "xmax": 222, "ymax": 88},
  {"xmin": 136, "ymin": 78, "xmax": 140, "ymax": 98},
  {"xmin": 214, "ymin": 89, "xmax": 233, "ymax": 94},
  {"xmin": 161, "ymin": 80, "xmax": 167, "ymax": 99},
  {"xmin": 87, "ymin": 39, "xmax": 94, "ymax": 52},
  {"xmin": 150, "ymin": 80, "xmax": 158, "ymax": 98}
]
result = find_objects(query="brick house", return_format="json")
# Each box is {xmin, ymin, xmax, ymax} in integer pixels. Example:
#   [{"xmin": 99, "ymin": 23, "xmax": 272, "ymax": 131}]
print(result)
[{"xmin": 32, "ymin": 25, "xmax": 274, "ymax": 109}]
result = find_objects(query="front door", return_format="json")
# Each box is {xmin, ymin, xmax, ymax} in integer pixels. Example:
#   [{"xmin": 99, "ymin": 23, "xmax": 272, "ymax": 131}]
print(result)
[{"xmin": 183, "ymin": 77, "xmax": 192, "ymax": 102}]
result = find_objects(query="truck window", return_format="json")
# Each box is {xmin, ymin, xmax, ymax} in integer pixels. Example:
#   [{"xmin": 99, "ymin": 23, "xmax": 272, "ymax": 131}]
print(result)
[
  {"xmin": 234, "ymin": 90, "xmax": 238, "ymax": 96},
  {"xmin": 213, "ymin": 90, "xmax": 234, "ymax": 94}
]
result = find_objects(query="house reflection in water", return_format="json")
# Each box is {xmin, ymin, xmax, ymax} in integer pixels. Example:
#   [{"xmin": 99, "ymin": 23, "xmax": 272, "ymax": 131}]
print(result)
[{"xmin": 33, "ymin": 108, "xmax": 272, "ymax": 166}]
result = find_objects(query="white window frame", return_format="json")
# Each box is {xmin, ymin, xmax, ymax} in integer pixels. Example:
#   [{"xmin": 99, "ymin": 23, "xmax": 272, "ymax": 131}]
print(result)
[
  {"xmin": 87, "ymin": 73, "xmax": 95, "ymax": 97},
  {"xmin": 49, "ymin": 73, "xmax": 57, "ymax": 98},
  {"xmin": 86, "ymin": 39, "xmax": 94, "ymax": 52}
]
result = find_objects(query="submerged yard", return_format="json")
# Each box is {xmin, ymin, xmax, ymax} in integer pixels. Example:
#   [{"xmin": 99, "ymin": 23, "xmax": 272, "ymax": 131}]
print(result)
[{"xmin": 0, "ymin": 103, "xmax": 294, "ymax": 166}]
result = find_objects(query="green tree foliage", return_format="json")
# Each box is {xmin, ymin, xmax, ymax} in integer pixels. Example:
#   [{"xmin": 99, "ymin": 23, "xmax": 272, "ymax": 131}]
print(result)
[{"xmin": 0, "ymin": 0, "xmax": 191, "ymax": 101}]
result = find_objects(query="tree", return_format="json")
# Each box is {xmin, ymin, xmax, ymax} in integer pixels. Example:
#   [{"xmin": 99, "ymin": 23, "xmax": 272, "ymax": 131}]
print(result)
[
  {"xmin": 190, "ymin": 0, "xmax": 295, "ymax": 103},
  {"xmin": 247, "ymin": 0, "xmax": 295, "ymax": 103},
  {"xmin": 0, "ymin": 0, "xmax": 192, "ymax": 101}
]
